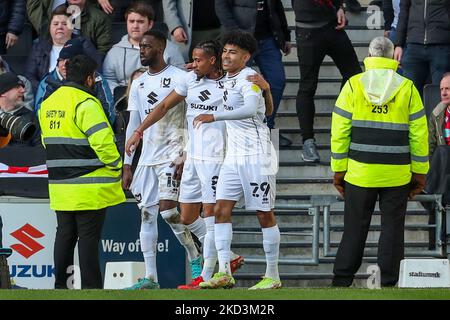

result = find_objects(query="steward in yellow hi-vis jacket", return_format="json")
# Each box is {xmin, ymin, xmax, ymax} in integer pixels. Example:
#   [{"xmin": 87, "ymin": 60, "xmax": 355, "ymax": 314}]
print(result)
[
  {"xmin": 39, "ymin": 55, "xmax": 125, "ymax": 289},
  {"xmin": 330, "ymin": 37, "xmax": 429, "ymax": 288}
]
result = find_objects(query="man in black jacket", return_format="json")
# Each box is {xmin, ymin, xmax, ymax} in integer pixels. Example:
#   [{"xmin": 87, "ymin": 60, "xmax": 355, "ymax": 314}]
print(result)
[
  {"xmin": 215, "ymin": 0, "xmax": 293, "ymax": 147},
  {"xmin": 393, "ymin": 0, "xmax": 450, "ymax": 96},
  {"xmin": 0, "ymin": 0, "xmax": 26, "ymax": 54},
  {"xmin": 292, "ymin": 0, "xmax": 361, "ymax": 162}
]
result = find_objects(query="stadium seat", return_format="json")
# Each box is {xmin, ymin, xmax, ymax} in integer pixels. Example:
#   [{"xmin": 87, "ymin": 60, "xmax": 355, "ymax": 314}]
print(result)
[{"xmin": 103, "ymin": 261, "xmax": 145, "ymax": 289}]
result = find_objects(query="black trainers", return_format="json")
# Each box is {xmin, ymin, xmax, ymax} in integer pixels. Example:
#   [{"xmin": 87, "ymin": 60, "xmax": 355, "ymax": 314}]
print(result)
[{"xmin": 302, "ymin": 139, "xmax": 320, "ymax": 163}]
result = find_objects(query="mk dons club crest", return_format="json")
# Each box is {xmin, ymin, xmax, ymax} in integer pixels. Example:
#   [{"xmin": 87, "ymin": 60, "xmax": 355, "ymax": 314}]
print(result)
[{"xmin": 161, "ymin": 78, "xmax": 171, "ymax": 88}]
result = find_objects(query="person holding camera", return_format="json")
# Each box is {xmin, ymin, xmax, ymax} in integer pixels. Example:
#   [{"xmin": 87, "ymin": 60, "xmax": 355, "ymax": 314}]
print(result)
[{"xmin": 0, "ymin": 72, "xmax": 40, "ymax": 147}]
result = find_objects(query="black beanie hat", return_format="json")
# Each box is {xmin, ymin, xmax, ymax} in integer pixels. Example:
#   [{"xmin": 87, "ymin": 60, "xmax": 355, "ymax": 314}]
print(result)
[{"xmin": 0, "ymin": 72, "xmax": 24, "ymax": 95}]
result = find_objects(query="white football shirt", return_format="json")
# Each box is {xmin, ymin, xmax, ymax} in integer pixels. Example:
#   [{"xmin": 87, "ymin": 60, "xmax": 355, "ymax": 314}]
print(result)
[
  {"xmin": 222, "ymin": 67, "xmax": 271, "ymax": 156},
  {"xmin": 175, "ymin": 71, "xmax": 226, "ymax": 161},
  {"xmin": 128, "ymin": 65, "xmax": 187, "ymax": 165}
]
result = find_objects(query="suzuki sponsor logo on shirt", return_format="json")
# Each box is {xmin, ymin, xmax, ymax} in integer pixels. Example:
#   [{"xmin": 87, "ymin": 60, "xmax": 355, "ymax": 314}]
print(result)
[
  {"xmin": 198, "ymin": 90, "xmax": 211, "ymax": 102},
  {"xmin": 147, "ymin": 91, "xmax": 159, "ymax": 105}
]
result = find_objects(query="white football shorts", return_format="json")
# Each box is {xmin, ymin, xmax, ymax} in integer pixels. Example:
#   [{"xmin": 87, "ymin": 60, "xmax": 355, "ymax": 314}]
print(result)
[
  {"xmin": 179, "ymin": 158, "xmax": 222, "ymax": 204},
  {"xmin": 130, "ymin": 162, "xmax": 179, "ymax": 209},
  {"xmin": 216, "ymin": 154, "xmax": 276, "ymax": 211}
]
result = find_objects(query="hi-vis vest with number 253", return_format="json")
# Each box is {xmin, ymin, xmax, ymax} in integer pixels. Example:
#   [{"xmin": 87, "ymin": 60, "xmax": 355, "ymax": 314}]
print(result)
[
  {"xmin": 39, "ymin": 83, "xmax": 125, "ymax": 211},
  {"xmin": 331, "ymin": 57, "xmax": 429, "ymax": 188}
]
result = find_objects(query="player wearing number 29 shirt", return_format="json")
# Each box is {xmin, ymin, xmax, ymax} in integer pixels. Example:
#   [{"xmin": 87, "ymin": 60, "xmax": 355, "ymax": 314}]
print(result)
[{"xmin": 194, "ymin": 30, "xmax": 282, "ymax": 290}]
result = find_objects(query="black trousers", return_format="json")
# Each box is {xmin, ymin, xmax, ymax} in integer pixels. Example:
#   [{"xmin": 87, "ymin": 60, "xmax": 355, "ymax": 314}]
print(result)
[
  {"xmin": 332, "ymin": 182, "xmax": 410, "ymax": 287},
  {"xmin": 54, "ymin": 209, "xmax": 106, "ymax": 289},
  {"xmin": 295, "ymin": 24, "xmax": 361, "ymax": 142}
]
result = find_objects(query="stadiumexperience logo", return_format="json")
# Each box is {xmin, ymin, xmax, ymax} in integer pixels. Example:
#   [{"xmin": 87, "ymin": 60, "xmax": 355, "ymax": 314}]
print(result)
[
  {"xmin": 198, "ymin": 90, "xmax": 211, "ymax": 102},
  {"xmin": 10, "ymin": 224, "xmax": 45, "ymax": 259}
]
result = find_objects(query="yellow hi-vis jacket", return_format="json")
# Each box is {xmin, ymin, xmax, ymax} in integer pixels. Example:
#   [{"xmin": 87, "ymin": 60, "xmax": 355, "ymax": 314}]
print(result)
[
  {"xmin": 331, "ymin": 57, "xmax": 429, "ymax": 188},
  {"xmin": 39, "ymin": 83, "xmax": 125, "ymax": 211}
]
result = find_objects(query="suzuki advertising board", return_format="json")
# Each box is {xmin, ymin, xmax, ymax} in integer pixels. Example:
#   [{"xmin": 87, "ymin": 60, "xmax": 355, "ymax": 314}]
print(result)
[{"xmin": 0, "ymin": 198, "xmax": 185, "ymax": 289}]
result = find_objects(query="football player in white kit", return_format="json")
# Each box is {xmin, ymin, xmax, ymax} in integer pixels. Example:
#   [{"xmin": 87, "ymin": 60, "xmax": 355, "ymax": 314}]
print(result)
[
  {"xmin": 126, "ymin": 40, "xmax": 274, "ymax": 289},
  {"xmin": 194, "ymin": 30, "xmax": 282, "ymax": 290},
  {"xmin": 123, "ymin": 30, "xmax": 201, "ymax": 290}
]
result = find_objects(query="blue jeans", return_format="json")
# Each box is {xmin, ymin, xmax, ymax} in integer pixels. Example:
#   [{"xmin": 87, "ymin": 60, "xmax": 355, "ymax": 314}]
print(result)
[
  {"xmin": 402, "ymin": 43, "xmax": 450, "ymax": 95},
  {"xmin": 252, "ymin": 37, "xmax": 286, "ymax": 129}
]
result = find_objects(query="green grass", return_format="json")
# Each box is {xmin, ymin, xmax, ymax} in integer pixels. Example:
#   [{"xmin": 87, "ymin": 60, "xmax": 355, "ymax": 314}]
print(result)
[{"xmin": 0, "ymin": 288, "xmax": 450, "ymax": 300}]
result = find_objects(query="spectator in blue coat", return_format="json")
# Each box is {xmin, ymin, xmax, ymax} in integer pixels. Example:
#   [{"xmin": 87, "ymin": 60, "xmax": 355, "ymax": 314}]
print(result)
[{"xmin": 35, "ymin": 38, "xmax": 115, "ymax": 125}]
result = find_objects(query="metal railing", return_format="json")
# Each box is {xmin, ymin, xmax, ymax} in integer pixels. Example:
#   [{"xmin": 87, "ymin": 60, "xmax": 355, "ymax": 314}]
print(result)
[
  {"xmin": 236, "ymin": 194, "xmax": 446, "ymax": 267},
  {"xmin": 235, "ymin": 203, "xmax": 321, "ymax": 266},
  {"xmin": 322, "ymin": 194, "xmax": 446, "ymax": 258}
]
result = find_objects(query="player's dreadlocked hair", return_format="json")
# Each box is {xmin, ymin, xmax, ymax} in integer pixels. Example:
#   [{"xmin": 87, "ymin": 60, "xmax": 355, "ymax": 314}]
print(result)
[
  {"xmin": 194, "ymin": 40, "xmax": 223, "ymax": 74},
  {"xmin": 221, "ymin": 30, "xmax": 258, "ymax": 55}
]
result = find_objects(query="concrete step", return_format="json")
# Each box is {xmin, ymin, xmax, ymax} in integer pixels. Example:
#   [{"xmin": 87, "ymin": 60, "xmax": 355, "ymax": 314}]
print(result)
[
  {"xmin": 281, "ymin": 45, "xmax": 370, "ymax": 63},
  {"xmin": 278, "ymin": 96, "xmax": 337, "ymax": 113},
  {"xmin": 277, "ymin": 163, "xmax": 333, "ymax": 178},
  {"xmin": 283, "ymin": 61, "xmax": 364, "ymax": 78},
  {"xmin": 277, "ymin": 129, "xmax": 331, "ymax": 145},
  {"xmin": 284, "ymin": 5, "xmax": 384, "ymax": 28},
  {"xmin": 231, "ymin": 242, "xmax": 434, "ymax": 261},
  {"xmin": 289, "ymin": 28, "xmax": 384, "ymax": 45},
  {"xmin": 279, "ymin": 149, "xmax": 331, "ymax": 162},
  {"xmin": 276, "ymin": 131, "xmax": 330, "ymax": 145},
  {"xmin": 284, "ymin": 78, "xmax": 342, "ymax": 96},
  {"xmin": 233, "ymin": 201, "xmax": 428, "ymax": 216},
  {"xmin": 276, "ymin": 114, "xmax": 331, "ymax": 129},
  {"xmin": 276, "ymin": 178, "xmax": 337, "ymax": 195},
  {"xmin": 232, "ymin": 211, "xmax": 431, "ymax": 228},
  {"xmin": 281, "ymin": 0, "xmax": 377, "ymax": 9}
]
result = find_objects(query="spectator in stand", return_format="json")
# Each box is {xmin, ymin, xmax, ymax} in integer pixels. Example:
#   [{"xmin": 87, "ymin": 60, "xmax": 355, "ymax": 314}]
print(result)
[
  {"xmin": 27, "ymin": 0, "xmax": 112, "ymax": 56},
  {"xmin": 24, "ymin": 6, "xmax": 102, "ymax": 91},
  {"xmin": 393, "ymin": 0, "xmax": 450, "ymax": 95},
  {"xmin": 163, "ymin": 0, "xmax": 222, "ymax": 62},
  {"xmin": 0, "ymin": 72, "xmax": 40, "ymax": 147},
  {"xmin": 428, "ymin": 73, "xmax": 450, "ymax": 158},
  {"xmin": 423, "ymin": 73, "xmax": 450, "ymax": 246},
  {"xmin": 0, "ymin": 56, "xmax": 35, "ymax": 111},
  {"xmin": 95, "ymin": 0, "xmax": 165, "ymax": 27},
  {"xmin": 35, "ymin": 38, "xmax": 115, "ymax": 125},
  {"xmin": 215, "ymin": 0, "xmax": 293, "ymax": 147},
  {"xmin": 102, "ymin": 1, "xmax": 184, "ymax": 91},
  {"xmin": 292, "ymin": 0, "xmax": 361, "ymax": 162},
  {"xmin": 0, "ymin": 0, "xmax": 26, "ymax": 55}
]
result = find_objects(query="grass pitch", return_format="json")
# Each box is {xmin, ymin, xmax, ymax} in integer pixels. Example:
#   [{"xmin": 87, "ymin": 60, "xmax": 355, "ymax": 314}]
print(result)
[{"xmin": 0, "ymin": 288, "xmax": 449, "ymax": 300}]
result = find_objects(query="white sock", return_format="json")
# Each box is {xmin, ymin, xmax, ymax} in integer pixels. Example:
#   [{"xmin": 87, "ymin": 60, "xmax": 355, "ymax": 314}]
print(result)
[
  {"xmin": 186, "ymin": 216, "xmax": 206, "ymax": 247},
  {"xmin": 262, "ymin": 225, "xmax": 281, "ymax": 281},
  {"xmin": 201, "ymin": 216, "xmax": 217, "ymax": 280},
  {"xmin": 215, "ymin": 223, "xmax": 232, "ymax": 276},
  {"xmin": 140, "ymin": 206, "xmax": 159, "ymax": 282},
  {"xmin": 161, "ymin": 208, "xmax": 199, "ymax": 261}
]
